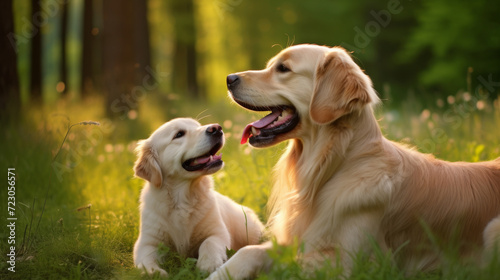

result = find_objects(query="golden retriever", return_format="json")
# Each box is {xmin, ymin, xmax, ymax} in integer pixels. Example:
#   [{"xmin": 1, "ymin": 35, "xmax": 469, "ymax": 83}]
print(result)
[
  {"xmin": 208, "ymin": 44, "xmax": 500, "ymax": 279},
  {"xmin": 133, "ymin": 118, "xmax": 264, "ymax": 276}
]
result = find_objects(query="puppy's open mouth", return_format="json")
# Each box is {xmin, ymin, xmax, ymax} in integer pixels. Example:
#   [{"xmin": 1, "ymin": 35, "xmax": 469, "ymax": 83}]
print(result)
[
  {"xmin": 182, "ymin": 142, "xmax": 223, "ymax": 172},
  {"xmin": 239, "ymin": 104, "xmax": 299, "ymax": 146}
]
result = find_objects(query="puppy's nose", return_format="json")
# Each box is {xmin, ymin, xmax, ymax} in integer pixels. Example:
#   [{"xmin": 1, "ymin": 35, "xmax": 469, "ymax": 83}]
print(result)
[
  {"xmin": 226, "ymin": 74, "xmax": 240, "ymax": 90},
  {"xmin": 206, "ymin": 124, "xmax": 223, "ymax": 137}
]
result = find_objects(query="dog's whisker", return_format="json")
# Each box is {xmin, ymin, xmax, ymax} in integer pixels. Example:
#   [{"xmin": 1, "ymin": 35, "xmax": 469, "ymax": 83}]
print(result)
[{"xmin": 195, "ymin": 109, "xmax": 211, "ymax": 122}]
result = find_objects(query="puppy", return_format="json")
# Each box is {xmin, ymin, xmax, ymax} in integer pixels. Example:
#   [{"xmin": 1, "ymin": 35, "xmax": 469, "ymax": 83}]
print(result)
[{"xmin": 133, "ymin": 118, "xmax": 264, "ymax": 276}]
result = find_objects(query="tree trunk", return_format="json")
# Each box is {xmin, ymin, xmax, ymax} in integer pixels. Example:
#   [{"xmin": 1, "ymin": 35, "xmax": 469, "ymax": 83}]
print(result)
[
  {"xmin": 171, "ymin": 0, "xmax": 200, "ymax": 98},
  {"xmin": 0, "ymin": 0, "xmax": 21, "ymax": 122},
  {"xmin": 30, "ymin": 0, "xmax": 42, "ymax": 104},
  {"xmin": 81, "ymin": 0, "xmax": 100, "ymax": 98},
  {"xmin": 60, "ymin": 0, "xmax": 68, "ymax": 96},
  {"xmin": 102, "ymin": 0, "xmax": 151, "ymax": 119},
  {"xmin": 133, "ymin": 0, "xmax": 152, "ymax": 83}
]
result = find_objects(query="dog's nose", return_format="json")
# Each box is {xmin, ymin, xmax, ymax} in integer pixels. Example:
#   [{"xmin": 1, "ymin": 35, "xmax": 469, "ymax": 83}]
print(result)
[
  {"xmin": 206, "ymin": 124, "xmax": 223, "ymax": 137},
  {"xmin": 226, "ymin": 74, "xmax": 240, "ymax": 90}
]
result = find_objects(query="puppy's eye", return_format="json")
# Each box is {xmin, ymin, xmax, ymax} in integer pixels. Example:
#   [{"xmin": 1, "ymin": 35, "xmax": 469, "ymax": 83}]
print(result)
[
  {"xmin": 173, "ymin": 130, "xmax": 185, "ymax": 139},
  {"xmin": 276, "ymin": 63, "xmax": 291, "ymax": 73}
]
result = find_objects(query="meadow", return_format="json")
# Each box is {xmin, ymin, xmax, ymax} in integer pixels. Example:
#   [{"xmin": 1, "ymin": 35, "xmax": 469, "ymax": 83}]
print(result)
[{"xmin": 1, "ymin": 89, "xmax": 499, "ymax": 279}]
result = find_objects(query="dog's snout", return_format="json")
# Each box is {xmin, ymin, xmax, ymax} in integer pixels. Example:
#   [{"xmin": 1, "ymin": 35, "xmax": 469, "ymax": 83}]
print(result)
[
  {"xmin": 206, "ymin": 124, "xmax": 223, "ymax": 137},
  {"xmin": 226, "ymin": 74, "xmax": 240, "ymax": 90}
]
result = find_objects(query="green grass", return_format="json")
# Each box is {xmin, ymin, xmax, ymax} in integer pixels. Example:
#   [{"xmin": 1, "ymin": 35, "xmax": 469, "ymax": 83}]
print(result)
[{"xmin": 1, "ymin": 92, "xmax": 499, "ymax": 279}]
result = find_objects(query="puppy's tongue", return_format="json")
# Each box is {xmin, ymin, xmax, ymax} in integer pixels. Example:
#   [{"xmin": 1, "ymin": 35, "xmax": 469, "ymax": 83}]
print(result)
[
  {"xmin": 241, "ymin": 109, "xmax": 282, "ymax": 144},
  {"xmin": 190, "ymin": 154, "xmax": 222, "ymax": 166}
]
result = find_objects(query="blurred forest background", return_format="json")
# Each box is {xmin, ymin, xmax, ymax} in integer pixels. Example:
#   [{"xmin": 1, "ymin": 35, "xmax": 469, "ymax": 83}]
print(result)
[{"xmin": 2, "ymin": 0, "xmax": 500, "ymax": 122}]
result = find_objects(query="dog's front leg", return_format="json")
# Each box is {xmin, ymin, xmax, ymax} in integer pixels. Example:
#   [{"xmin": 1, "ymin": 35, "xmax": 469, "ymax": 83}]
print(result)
[
  {"xmin": 197, "ymin": 232, "xmax": 231, "ymax": 273},
  {"xmin": 207, "ymin": 241, "xmax": 273, "ymax": 280},
  {"xmin": 134, "ymin": 238, "xmax": 168, "ymax": 276}
]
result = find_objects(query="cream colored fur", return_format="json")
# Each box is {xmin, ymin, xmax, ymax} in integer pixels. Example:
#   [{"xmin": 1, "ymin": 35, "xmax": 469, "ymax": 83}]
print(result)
[
  {"xmin": 133, "ymin": 118, "xmax": 264, "ymax": 276},
  {"xmin": 209, "ymin": 44, "xmax": 500, "ymax": 279}
]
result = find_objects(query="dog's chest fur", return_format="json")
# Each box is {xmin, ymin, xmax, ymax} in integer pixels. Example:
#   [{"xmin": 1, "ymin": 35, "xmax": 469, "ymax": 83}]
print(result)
[{"xmin": 140, "ymin": 180, "xmax": 213, "ymax": 257}]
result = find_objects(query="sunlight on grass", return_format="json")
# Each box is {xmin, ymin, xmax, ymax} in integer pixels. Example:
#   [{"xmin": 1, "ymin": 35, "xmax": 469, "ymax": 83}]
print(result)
[{"xmin": 1, "ymin": 92, "xmax": 499, "ymax": 279}]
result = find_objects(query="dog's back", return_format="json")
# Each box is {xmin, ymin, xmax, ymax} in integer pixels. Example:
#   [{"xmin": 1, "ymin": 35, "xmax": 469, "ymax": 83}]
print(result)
[{"xmin": 382, "ymin": 145, "xmax": 500, "ymax": 270}]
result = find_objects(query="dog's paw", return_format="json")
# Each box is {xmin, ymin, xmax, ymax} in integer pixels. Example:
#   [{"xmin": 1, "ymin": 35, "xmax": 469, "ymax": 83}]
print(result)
[
  {"xmin": 207, "ymin": 262, "xmax": 256, "ymax": 280},
  {"xmin": 137, "ymin": 263, "xmax": 168, "ymax": 277},
  {"xmin": 206, "ymin": 244, "xmax": 272, "ymax": 280},
  {"xmin": 196, "ymin": 253, "xmax": 226, "ymax": 273},
  {"xmin": 207, "ymin": 268, "xmax": 231, "ymax": 280}
]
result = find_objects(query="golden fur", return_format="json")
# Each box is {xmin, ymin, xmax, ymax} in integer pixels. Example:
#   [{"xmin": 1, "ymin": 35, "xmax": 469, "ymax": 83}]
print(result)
[
  {"xmin": 133, "ymin": 118, "xmax": 264, "ymax": 276},
  {"xmin": 209, "ymin": 44, "xmax": 500, "ymax": 279}
]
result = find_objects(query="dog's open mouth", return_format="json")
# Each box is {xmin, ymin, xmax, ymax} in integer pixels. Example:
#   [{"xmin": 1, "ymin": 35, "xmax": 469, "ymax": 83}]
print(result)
[
  {"xmin": 240, "ymin": 105, "xmax": 299, "ymax": 146},
  {"xmin": 182, "ymin": 142, "xmax": 223, "ymax": 172}
]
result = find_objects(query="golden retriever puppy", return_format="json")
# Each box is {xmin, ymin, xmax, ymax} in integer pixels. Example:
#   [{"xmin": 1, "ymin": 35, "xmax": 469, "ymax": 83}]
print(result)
[
  {"xmin": 133, "ymin": 118, "xmax": 264, "ymax": 276},
  {"xmin": 209, "ymin": 44, "xmax": 500, "ymax": 279}
]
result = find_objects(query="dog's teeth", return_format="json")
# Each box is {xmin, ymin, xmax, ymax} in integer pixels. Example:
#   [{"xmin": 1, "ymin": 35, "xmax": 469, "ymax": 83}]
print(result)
[
  {"xmin": 251, "ymin": 126, "xmax": 259, "ymax": 136},
  {"xmin": 277, "ymin": 111, "xmax": 287, "ymax": 122}
]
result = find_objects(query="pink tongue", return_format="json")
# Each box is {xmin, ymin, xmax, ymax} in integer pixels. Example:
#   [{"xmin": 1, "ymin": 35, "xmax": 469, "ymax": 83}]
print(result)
[
  {"xmin": 190, "ymin": 154, "xmax": 222, "ymax": 166},
  {"xmin": 241, "ymin": 110, "xmax": 282, "ymax": 144},
  {"xmin": 191, "ymin": 156, "xmax": 211, "ymax": 166}
]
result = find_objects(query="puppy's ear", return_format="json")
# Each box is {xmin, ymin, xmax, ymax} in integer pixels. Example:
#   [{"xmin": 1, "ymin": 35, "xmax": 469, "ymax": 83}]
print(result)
[
  {"xmin": 310, "ymin": 48, "xmax": 379, "ymax": 125},
  {"xmin": 134, "ymin": 140, "xmax": 163, "ymax": 188}
]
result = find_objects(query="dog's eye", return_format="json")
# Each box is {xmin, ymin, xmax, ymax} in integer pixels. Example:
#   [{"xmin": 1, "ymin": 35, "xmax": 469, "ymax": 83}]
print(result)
[
  {"xmin": 173, "ymin": 130, "xmax": 185, "ymax": 139},
  {"xmin": 276, "ymin": 63, "xmax": 291, "ymax": 73}
]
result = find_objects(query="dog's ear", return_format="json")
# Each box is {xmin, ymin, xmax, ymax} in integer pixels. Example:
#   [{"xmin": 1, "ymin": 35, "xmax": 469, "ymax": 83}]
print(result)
[
  {"xmin": 134, "ymin": 140, "xmax": 163, "ymax": 188},
  {"xmin": 310, "ymin": 48, "xmax": 379, "ymax": 125}
]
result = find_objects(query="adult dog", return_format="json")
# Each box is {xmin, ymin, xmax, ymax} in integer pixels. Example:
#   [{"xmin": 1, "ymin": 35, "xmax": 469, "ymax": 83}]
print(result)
[
  {"xmin": 133, "ymin": 118, "xmax": 264, "ymax": 276},
  {"xmin": 209, "ymin": 44, "xmax": 500, "ymax": 279}
]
